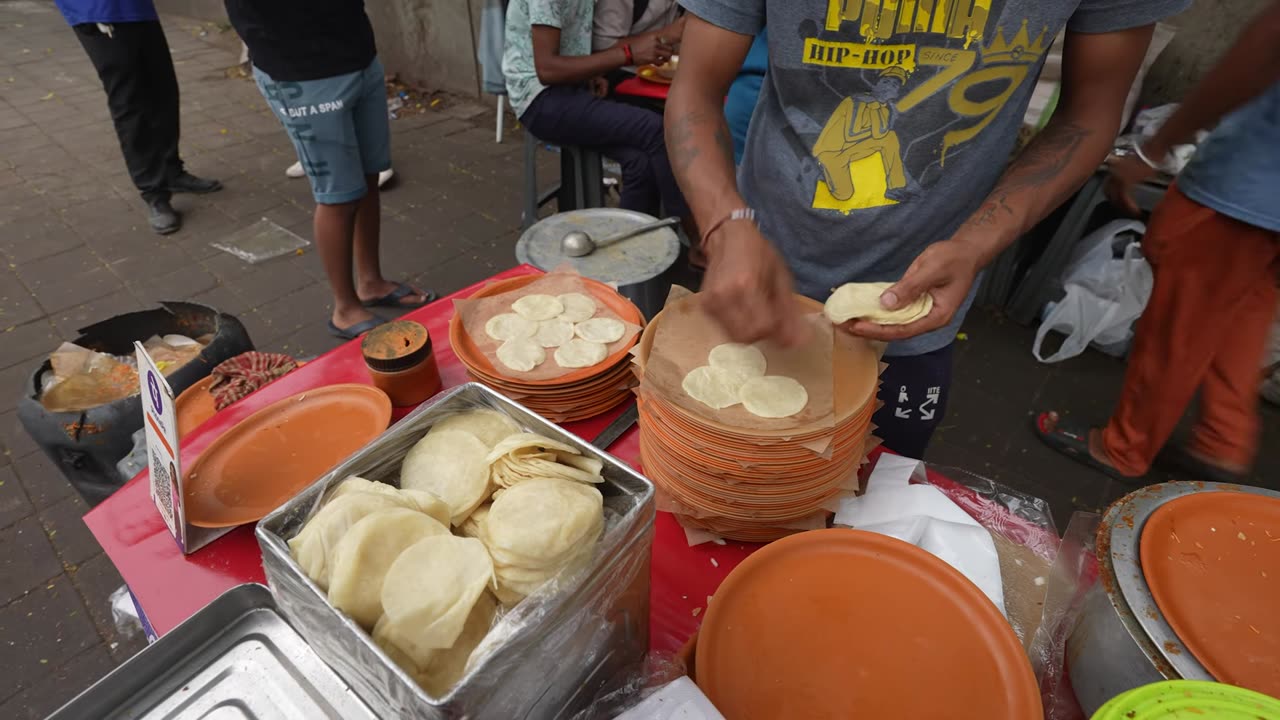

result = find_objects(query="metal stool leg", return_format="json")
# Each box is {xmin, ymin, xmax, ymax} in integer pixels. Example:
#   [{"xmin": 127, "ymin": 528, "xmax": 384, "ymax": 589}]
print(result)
[{"xmin": 522, "ymin": 133, "xmax": 538, "ymax": 229}]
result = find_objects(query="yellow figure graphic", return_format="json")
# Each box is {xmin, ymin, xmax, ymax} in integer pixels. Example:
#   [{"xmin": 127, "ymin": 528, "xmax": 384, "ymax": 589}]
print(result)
[{"xmin": 812, "ymin": 66, "xmax": 918, "ymax": 209}]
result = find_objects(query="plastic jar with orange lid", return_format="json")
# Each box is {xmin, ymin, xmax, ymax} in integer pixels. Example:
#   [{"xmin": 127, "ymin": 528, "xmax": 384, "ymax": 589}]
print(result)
[{"xmin": 361, "ymin": 320, "xmax": 441, "ymax": 407}]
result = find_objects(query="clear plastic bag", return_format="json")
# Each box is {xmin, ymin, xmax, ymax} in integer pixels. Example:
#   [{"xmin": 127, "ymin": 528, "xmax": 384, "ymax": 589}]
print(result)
[
  {"xmin": 110, "ymin": 584, "xmax": 143, "ymax": 641},
  {"xmin": 211, "ymin": 217, "xmax": 310, "ymax": 264},
  {"xmin": 906, "ymin": 463, "xmax": 1060, "ymax": 650},
  {"xmin": 1026, "ymin": 511, "xmax": 1099, "ymax": 720}
]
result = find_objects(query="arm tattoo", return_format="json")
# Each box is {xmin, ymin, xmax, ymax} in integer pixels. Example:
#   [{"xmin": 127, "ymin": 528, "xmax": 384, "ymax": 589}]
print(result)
[
  {"xmin": 962, "ymin": 120, "xmax": 1093, "ymax": 234},
  {"xmin": 668, "ymin": 108, "xmax": 734, "ymax": 181}
]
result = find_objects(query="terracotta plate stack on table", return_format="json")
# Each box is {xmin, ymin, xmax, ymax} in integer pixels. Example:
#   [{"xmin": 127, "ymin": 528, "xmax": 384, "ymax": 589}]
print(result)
[
  {"xmin": 449, "ymin": 275, "xmax": 643, "ymax": 423},
  {"xmin": 633, "ymin": 295, "xmax": 881, "ymax": 542}
]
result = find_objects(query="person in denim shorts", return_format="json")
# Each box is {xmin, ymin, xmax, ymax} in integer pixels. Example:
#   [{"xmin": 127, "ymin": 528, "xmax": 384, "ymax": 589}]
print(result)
[{"xmin": 226, "ymin": 0, "xmax": 434, "ymax": 339}]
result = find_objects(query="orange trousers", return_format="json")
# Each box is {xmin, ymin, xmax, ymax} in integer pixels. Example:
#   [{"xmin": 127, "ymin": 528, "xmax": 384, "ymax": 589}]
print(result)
[{"xmin": 1102, "ymin": 186, "xmax": 1280, "ymax": 476}]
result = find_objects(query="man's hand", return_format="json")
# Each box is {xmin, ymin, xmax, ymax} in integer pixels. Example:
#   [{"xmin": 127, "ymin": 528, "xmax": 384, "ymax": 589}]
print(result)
[
  {"xmin": 702, "ymin": 223, "xmax": 808, "ymax": 347},
  {"xmin": 630, "ymin": 32, "xmax": 674, "ymax": 66},
  {"xmin": 1105, "ymin": 154, "xmax": 1157, "ymax": 217},
  {"xmin": 841, "ymin": 239, "xmax": 980, "ymax": 342}
]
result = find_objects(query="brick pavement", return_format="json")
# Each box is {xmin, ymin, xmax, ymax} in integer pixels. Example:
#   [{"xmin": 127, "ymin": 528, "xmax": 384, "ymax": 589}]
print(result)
[{"xmin": 1, "ymin": 1, "xmax": 1278, "ymax": 717}]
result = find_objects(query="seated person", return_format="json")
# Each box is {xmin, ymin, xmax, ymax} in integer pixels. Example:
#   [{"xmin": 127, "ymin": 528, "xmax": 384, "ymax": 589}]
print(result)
[
  {"xmin": 504, "ymin": 0, "xmax": 690, "ymax": 225},
  {"xmin": 592, "ymin": 0, "xmax": 683, "ymax": 53}
]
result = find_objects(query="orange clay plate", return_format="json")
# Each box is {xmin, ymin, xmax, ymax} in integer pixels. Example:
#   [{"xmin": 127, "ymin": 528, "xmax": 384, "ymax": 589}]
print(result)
[
  {"xmin": 183, "ymin": 384, "xmax": 391, "ymax": 528},
  {"xmin": 175, "ymin": 375, "xmax": 218, "ymax": 438},
  {"xmin": 695, "ymin": 529, "xmax": 1042, "ymax": 720},
  {"xmin": 1140, "ymin": 492, "xmax": 1280, "ymax": 697},
  {"xmin": 450, "ymin": 275, "xmax": 643, "ymax": 387}
]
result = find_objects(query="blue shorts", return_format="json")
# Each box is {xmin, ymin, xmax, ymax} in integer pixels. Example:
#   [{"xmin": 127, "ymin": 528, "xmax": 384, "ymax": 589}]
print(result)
[{"xmin": 253, "ymin": 58, "xmax": 391, "ymax": 205}]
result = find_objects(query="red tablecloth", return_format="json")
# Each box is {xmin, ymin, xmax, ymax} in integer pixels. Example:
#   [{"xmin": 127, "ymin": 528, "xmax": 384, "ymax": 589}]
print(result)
[{"xmin": 85, "ymin": 265, "xmax": 1058, "ymax": 657}]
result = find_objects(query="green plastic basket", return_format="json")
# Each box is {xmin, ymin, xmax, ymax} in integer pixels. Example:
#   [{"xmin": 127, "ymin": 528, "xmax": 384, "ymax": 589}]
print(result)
[{"xmin": 1093, "ymin": 680, "xmax": 1280, "ymax": 719}]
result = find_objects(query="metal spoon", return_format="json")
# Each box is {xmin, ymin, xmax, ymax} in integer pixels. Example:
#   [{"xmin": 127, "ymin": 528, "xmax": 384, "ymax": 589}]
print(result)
[{"xmin": 561, "ymin": 216, "xmax": 681, "ymax": 257}]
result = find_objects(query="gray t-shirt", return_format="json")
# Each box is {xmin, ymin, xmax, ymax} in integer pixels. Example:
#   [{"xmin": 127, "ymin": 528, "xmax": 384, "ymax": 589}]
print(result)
[{"xmin": 680, "ymin": 0, "xmax": 1187, "ymax": 356}]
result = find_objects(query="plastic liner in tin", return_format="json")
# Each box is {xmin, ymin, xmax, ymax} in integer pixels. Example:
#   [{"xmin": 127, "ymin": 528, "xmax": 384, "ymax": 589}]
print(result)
[{"xmin": 257, "ymin": 383, "xmax": 656, "ymax": 719}]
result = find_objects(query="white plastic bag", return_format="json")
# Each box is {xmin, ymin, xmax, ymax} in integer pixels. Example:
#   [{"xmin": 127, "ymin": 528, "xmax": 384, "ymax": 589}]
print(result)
[{"xmin": 1033, "ymin": 220, "xmax": 1152, "ymax": 363}]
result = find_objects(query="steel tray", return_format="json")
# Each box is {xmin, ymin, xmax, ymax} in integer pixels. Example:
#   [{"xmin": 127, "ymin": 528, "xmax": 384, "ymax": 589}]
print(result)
[
  {"xmin": 48, "ymin": 583, "xmax": 376, "ymax": 720},
  {"xmin": 256, "ymin": 382, "xmax": 656, "ymax": 720}
]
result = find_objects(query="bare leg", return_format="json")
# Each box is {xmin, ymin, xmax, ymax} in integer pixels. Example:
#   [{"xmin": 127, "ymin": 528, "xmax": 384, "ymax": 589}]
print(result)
[
  {"xmin": 352, "ymin": 174, "xmax": 426, "ymax": 306},
  {"xmin": 313, "ymin": 200, "xmax": 375, "ymax": 329}
]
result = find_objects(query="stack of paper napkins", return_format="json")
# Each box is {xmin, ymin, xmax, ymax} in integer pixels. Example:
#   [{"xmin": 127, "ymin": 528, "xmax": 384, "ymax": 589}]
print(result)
[{"xmin": 833, "ymin": 455, "xmax": 1005, "ymax": 615}]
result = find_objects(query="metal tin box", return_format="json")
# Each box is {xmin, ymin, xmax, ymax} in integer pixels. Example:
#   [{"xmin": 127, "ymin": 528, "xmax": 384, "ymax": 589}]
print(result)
[
  {"xmin": 257, "ymin": 383, "xmax": 656, "ymax": 719},
  {"xmin": 49, "ymin": 583, "xmax": 377, "ymax": 720}
]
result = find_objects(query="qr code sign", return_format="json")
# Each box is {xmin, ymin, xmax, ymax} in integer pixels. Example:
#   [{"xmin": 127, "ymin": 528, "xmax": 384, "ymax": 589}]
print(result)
[{"xmin": 151, "ymin": 447, "xmax": 173, "ymax": 518}]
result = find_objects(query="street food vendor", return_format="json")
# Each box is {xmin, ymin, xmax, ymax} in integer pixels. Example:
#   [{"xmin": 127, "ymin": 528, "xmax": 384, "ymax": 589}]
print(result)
[{"xmin": 666, "ymin": 0, "xmax": 1189, "ymax": 458}]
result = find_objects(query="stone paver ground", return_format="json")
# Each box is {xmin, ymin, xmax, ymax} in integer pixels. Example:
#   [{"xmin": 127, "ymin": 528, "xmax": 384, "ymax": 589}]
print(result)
[{"xmin": 1, "ymin": 1, "xmax": 1277, "ymax": 717}]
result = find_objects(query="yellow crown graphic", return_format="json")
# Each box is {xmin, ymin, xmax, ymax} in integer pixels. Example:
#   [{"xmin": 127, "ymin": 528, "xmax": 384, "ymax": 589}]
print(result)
[{"xmin": 982, "ymin": 20, "xmax": 1049, "ymax": 65}]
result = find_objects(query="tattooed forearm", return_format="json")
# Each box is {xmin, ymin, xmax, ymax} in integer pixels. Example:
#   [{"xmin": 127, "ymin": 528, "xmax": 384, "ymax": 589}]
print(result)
[
  {"xmin": 957, "ymin": 119, "xmax": 1104, "ymax": 254},
  {"xmin": 667, "ymin": 108, "xmax": 732, "ymax": 181},
  {"xmin": 999, "ymin": 121, "xmax": 1092, "ymax": 194}
]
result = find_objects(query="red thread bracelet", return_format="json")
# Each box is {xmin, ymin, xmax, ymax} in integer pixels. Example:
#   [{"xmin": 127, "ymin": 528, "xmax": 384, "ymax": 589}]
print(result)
[
  {"xmin": 700, "ymin": 207, "xmax": 756, "ymax": 249},
  {"xmin": 622, "ymin": 44, "xmax": 634, "ymax": 65}
]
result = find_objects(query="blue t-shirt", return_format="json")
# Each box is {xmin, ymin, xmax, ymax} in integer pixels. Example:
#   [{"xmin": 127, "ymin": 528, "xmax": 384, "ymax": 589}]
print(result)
[
  {"xmin": 1177, "ymin": 81, "xmax": 1280, "ymax": 233},
  {"xmin": 725, "ymin": 30, "xmax": 769, "ymax": 164},
  {"xmin": 54, "ymin": 0, "xmax": 158, "ymax": 25}
]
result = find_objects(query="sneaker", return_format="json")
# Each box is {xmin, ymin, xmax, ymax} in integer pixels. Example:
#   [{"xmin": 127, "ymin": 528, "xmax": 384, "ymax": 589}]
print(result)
[
  {"xmin": 168, "ymin": 172, "xmax": 222, "ymax": 194},
  {"xmin": 285, "ymin": 161, "xmax": 305, "ymax": 178},
  {"xmin": 378, "ymin": 168, "xmax": 394, "ymax": 188},
  {"xmin": 148, "ymin": 198, "xmax": 181, "ymax": 235}
]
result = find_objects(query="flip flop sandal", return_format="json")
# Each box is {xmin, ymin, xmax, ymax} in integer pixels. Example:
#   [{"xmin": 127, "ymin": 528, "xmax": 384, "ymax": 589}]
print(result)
[
  {"xmin": 1155, "ymin": 444, "xmax": 1248, "ymax": 485},
  {"xmin": 327, "ymin": 317, "xmax": 385, "ymax": 341},
  {"xmin": 362, "ymin": 282, "xmax": 435, "ymax": 309},
  {"xmin": 1031, "ymin": 411, "xmax": 1134, "ymax": 483}
]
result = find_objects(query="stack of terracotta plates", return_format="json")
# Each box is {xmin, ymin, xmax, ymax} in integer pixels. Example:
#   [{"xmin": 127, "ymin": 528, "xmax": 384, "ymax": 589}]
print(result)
[
  {"xmin": 634, "ymin": 297, "xmax": 880, "ymax": 542},
  {"xmin": 449, "ymin": 275, "xmax": 643, "ymax": 424}
]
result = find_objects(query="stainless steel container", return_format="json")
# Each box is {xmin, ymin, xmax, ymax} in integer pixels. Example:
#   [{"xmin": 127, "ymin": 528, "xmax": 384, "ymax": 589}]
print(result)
[
  {"xmin": 49, "ymin": 583, "xmax": 377, "ymax": 720},
  {"xmin": 1067, "ymin": 481, "xmax": 1278, "ymax": 714},
  {"xmin": 516, "ymin": 208, "xmax": 682, "ymax": 320},
  {"xmin": 257, "ymin": 382, "xmax": 656, "ymax": 720}
]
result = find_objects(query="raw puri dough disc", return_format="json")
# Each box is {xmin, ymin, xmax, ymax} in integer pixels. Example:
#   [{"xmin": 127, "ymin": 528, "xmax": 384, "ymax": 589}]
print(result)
[
  {"xmin": 427, "ymin": 409, "xmax": 522, "ymax": 449},
  {"xmin": 554, "ymin": 339, "xmax": 608, "ymax": 368},
  {"xmin": 574, "ymin": 318, "xmax": 625, "ymax": 344},
  {"xmin": 682, "ymin": 365, "xmax": 749, "ymax": 410},
  {"xmin": 532, "ymin": 319, "xmax": 576, "ymax": 348},
  {"xmin": 327, "ymin": 508, "xmax": 449, "ymax": 630},
  {"xmin": 557, "ymin": 292, "xmax": 597, "ymax": 323},
  {"xmin": 400, "ymin": 430, "xmax": 492, "ymax": 525},
  {"xmin": 739, "ymin": 375, "xmax": 809, "ymax": 418},
  {"xmin": 824, "ymin": 282, "xmax": 932, "ymax": 325},
  {"xmin": 512, "ymin": 294, "xmax": 565, "ymax": 321},
  {"xmin": 496, "ymin": 339, "xmax": 546, "ymax": 372},
  {"xmin": 708, "ymin": 343, "xmax": 767, "ymax": 378},
  {"xmin": 323, "ymin": 477, "xmax": 452, "ymax": 528},
  {"xmin": 379, "ymin": 534, "xmax": 495, "ymax": 659},
  {"xmin": 288, "ymin": 491, "xmax": 406, "ymax": 591},
  {"xmin": 484, "ymin": 313, "xmax": 536, "ymax": 342}
]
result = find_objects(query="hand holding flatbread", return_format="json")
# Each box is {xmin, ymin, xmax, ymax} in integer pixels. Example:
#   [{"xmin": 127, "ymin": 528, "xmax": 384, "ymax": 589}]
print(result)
[{"xmin": 824, "ymin": 282, "xmax": 932, "ymax": 325}]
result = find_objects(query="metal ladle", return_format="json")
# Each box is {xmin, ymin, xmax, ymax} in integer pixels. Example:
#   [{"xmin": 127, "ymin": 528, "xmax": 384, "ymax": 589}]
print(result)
[{"xmin": 561, "ymin": 216, "xmax": 681, "ymax": 257}]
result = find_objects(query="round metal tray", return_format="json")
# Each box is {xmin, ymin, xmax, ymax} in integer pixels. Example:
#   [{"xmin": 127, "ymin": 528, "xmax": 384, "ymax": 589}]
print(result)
[{"xmin": 1105, "ymin": 481, "xmax": 1280, "ymax": 680}]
